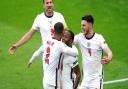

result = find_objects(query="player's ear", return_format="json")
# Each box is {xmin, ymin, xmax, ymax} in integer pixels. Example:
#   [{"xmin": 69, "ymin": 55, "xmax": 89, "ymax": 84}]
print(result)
[{"xmin": 88, "ymin": 22, "xmax": 93, "ymax": 29}]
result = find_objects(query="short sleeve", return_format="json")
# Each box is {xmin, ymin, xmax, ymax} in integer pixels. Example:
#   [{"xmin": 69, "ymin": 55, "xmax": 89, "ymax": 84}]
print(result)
[
  {"xmin": 74, "ymin": 35, "xmax": 79, "ymax": 44},
  {"xmin": 99, "ymin": 35, "xmax": 108, "ymax": 49},
  {"xmin": 61, "ymin": 43, "xmax": 78, "ymax": 56},
  {"xmin": 31, "ymin": 15, "xmax": 40, "ymax": 30}
]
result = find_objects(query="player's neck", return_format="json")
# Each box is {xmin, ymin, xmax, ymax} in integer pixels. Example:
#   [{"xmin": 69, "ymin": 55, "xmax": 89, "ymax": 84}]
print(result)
[
  {"xmin": 66, "ymin": 41, "xmax": 73, "ymax": 47},
  {"xmin": 45, "ymin": 11, "xmax": 54, "ymax": 18},
  {"xmin": 85, "ymin": 29, "xmax": 95, "ymax": 39},
  {"xmin": 53, "ymin": 34, "xmax": 61, "ymax": 41},
  {"xmin": 68, "ymin": 44, "xmax": 72, "ymax": 48}
]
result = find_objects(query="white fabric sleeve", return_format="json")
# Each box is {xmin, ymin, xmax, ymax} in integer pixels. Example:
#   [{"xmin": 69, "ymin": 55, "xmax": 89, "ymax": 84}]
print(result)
[
  {"xmin": 74, "ymin": 35, "xmax": 79, "ymax": 45},
  {"xmin": 28, "ymin": 46, "xmax": 44, "ymax": 63},
  {"xmin": 31, "ymin": 15, "xmax": 40, "ymax": 30},
  {"xmin": 99, "ymin": 35, "xmax": 108, "ymax": 49},
  {"xmin": 62, "ymin": 44, "xmax": 78, "ymax": 56}
]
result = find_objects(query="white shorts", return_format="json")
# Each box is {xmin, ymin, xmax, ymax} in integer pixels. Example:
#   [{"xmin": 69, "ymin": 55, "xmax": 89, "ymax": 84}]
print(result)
[{"xmin": 80, "ymin": 78, "xmax": 103, "ymax": 89}]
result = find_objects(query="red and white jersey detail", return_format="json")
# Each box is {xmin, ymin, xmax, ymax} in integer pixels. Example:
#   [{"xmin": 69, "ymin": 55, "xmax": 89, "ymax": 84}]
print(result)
[{"xmin": 42, "ymin": 38, "xmax": 78, "ymax": 86}]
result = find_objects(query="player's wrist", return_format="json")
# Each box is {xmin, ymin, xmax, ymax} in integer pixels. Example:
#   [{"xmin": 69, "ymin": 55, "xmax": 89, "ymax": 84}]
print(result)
[
  {"xmin": 106, "ymin": 57, "xmax": 112, "ymax": 61},
  {"xmin": 29, "ymin": 62, "xmax": 32, "ymax": 64},
  {"xmin": 12, "ymin": 44, "xmax": 18, "ymax": 48}
]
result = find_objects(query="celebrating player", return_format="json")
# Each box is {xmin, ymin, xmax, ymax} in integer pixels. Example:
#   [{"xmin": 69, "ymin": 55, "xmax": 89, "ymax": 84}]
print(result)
[
  {"xmin": 8, "ymin": 0, "xmax": 67, "ymax": 54},
  {"xmin": 27, "ymin": 30, "xmax": 81, "ymax": 89},
  {"xmin": 74, "ymin": 15, "xmax": 113, "ymax": 89},
  {"xmin": 27, "ymin": 22, "xmax": 77, "ymax": 89},
  {"xmin": 60, "ymin": 30, "xmax": 81, "ymax": 89}
]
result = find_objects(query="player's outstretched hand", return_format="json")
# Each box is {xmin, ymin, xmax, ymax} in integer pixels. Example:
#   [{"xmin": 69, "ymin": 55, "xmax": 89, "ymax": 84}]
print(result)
[
  {"xmin": 8, "ymin": 44, "xmax": 17, "ymax": 54},
  {"xmin": 101, "ymin": 57, "xmax": 111, "ymax": 65}
]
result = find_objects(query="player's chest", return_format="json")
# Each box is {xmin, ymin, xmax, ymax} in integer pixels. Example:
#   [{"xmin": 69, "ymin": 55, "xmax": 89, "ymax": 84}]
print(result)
[
  {"xmin": 80, "ymin": 39, "xmax": 101, "ymax": 50},
  {"xmin": 62, "ymin": 56, "xmax": 74, "ymax": 66},
  {"xmin": 38, "ymin": 17, "xmax": 62, "ymax": 30}
]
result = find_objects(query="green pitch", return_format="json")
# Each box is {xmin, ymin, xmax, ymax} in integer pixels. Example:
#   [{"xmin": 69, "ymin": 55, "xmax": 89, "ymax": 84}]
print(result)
[{"xmin": 0, "ymin": 0, "xmax": 128, "ymax": 89}]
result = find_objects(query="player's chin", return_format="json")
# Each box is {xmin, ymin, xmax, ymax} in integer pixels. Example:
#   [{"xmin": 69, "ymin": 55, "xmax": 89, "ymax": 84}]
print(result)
[{"xmin": 47, "ymin": 9, "xmax": 53, "ymax": 12}]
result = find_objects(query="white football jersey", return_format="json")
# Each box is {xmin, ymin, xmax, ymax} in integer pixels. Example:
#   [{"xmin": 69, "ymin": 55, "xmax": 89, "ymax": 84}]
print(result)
[
  {"xmin": 60, "ymin": 46, "xmax": 78, "ymax": 89},
  {"xmin": 32, "ymin": 11, "xmax": 67, "ymax": 43},
  {"xmin": 74, "ymin": 33, "xmax": 108, "ymax": 79},
  {"xmin": 42, "ymin": 38, "xmax": 78, "ymax": 86}
]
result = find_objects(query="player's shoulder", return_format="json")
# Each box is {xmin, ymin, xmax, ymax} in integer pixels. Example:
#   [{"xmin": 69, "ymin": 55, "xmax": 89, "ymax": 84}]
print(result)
[
  {"xmin": 72, "ymin": 45, "xmax": 78, "ymax": 51},
  {"xmin": 50, "ymin": 38, "xmax": 65, "ymax": 46},
  {"xmin": 54, "ymin": 11, "xmax": 63, "ymax": 17},
  {"xmin": 76, "ymin": 32, "xmax": 84, "ymax": 37},
  {"xmin": 75, "ymin": 32, "xmax": 84, "ymax": 39},
  {"xmin": 35, "ymin": 12, "xmax": 45, "ymax": 19},
  {"xmin": 95, "ymin": 33, "xmax": 104, "ymax": 39},
  {"xmin": 95, "ymin": 33, "xmax": 102, "ymax": 36}
]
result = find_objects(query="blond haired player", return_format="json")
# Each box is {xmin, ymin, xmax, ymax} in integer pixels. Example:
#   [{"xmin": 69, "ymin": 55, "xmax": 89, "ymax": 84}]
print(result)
[{"xmin": 8, "ymin": 0, "xmax": 67, "ymax": 54}]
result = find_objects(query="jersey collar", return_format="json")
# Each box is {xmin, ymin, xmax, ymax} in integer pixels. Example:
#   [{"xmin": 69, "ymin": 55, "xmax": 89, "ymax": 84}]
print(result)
[
  {"xmin": 44, "ymin": 12, "xmax": 54, "ymax": 18},
  {"xmin": 85, "ymin": 32, "xmax": 95, "ymax": 40}
]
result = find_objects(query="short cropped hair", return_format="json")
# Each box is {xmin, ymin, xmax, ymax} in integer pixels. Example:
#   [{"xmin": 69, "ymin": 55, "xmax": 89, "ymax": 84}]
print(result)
[
  {"xmin": 68, "ymin": 30, "xmax": 74, "ymax": 41},
  {"xmin": 54, "ymin": 22, "xmax": 64, "ymax": 35},
  {"xmin": 82, "ymin": 15, "xmax": 94, "ymax": 24}
]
